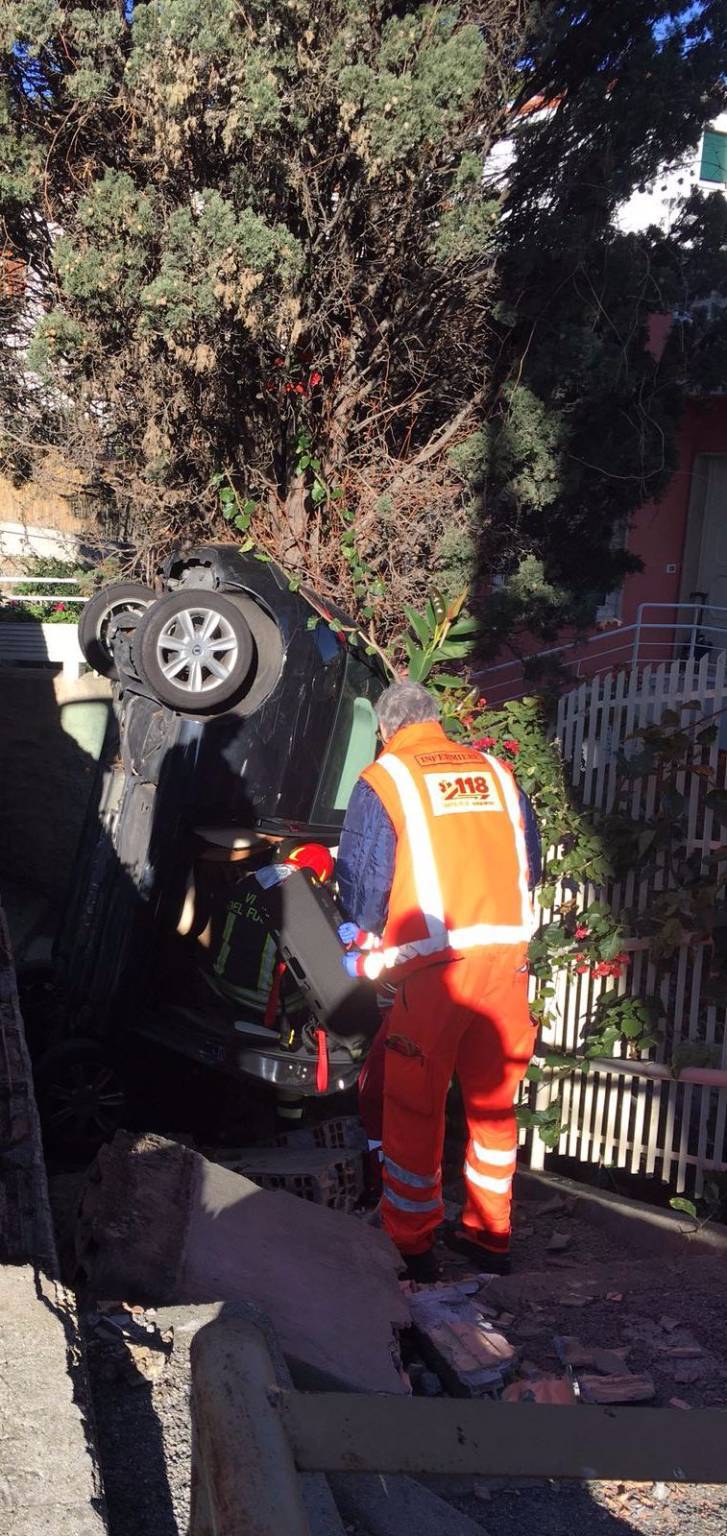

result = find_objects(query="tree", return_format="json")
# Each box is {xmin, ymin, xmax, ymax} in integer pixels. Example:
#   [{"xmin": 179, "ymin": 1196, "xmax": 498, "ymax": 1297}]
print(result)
[
  {"xmin": 470, "ymin": 0, "xmax": 727, "ymax": 655},
  {"xmin": 1, "ymin": 2, "xmax": 726, "ymax": 649},
  {"xmin": 0, "ymin": 0, "xmax": 528, "ymax": 630}
]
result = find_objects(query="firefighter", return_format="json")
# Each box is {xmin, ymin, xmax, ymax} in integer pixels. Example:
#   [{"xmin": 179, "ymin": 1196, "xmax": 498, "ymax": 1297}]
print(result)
[
  {"xmin": 205, "ymin": 840, "xmax": 336, "ymax": 1120},
  {"xmin": 337, "ymin": 682, "xmax": 540, "ymax": 1282},
  {"xmin": 207, "ymin": 839, "xmax": 335, "ymax": 1019}
]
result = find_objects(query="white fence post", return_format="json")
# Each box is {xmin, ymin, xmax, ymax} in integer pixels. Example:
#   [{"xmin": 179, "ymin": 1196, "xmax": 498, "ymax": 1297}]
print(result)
[{"xmin": 528, "ymin": 652, "xmax": 727, "ymax": 1195}]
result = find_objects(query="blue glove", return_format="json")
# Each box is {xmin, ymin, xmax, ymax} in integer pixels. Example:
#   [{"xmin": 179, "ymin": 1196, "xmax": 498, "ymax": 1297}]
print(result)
[
  {"xmin": 341, "ymin": 951, "xmax": 364, "ymax": 978},
  {"xmin": 337, "ymin": 921, "xmax": 360, "ymax": 948}
]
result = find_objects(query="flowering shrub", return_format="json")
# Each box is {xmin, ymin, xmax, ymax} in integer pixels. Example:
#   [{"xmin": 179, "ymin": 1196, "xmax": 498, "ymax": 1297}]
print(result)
[{"xmin": 0, "ymin": 557, "xmax": 93, "ymax": 624}]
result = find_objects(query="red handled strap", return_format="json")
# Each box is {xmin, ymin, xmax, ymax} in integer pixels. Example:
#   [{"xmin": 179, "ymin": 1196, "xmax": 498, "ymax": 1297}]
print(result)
[
  {"xmin": 316, "ymin": 1029, "xmax": 329, "ymax": 1093},
  {"xmin": 264, "ymin": 960, "xmax": 287, "ymax": 1029}
]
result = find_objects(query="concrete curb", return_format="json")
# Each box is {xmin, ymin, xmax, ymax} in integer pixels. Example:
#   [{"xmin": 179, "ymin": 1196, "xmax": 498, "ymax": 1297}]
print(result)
[
  {"xmin": 517, "ymin": 1167, "xmax": 727, "ymax": 1259},
  {"xmin": 0, "ymin": 895, "xmax": 107, "ymax": 1536}
]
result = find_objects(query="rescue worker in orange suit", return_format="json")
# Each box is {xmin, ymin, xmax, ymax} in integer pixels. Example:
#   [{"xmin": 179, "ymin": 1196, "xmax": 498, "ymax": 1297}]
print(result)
[{"xmin": 336, "ymin": 682, "xmax": 541, "ymax": 1282}]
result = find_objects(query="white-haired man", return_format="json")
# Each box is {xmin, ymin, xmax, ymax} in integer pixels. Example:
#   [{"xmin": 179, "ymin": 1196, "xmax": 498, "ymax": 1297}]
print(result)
[{"xmin": 337, "ymin": 682, "xmax": 540, "ymax": 1281}]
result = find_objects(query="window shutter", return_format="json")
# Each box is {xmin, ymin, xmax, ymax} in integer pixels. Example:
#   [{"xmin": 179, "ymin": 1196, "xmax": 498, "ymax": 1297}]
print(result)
[{"xmin": 700, "ymin": 130, "xmax": 727, "ymax": 184}]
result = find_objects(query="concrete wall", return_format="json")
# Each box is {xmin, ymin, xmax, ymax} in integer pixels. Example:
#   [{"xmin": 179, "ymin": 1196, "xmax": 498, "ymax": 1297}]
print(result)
[{"xmin": 0, "ymin": 668, "xmax": 110, "ymax": 909}]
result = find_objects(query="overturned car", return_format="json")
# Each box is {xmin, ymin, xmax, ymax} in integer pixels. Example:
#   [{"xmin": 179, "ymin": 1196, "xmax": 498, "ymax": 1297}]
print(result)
[{"xmin": 43, "ymin": 544, "xmax": 385, "ymax": 1145}]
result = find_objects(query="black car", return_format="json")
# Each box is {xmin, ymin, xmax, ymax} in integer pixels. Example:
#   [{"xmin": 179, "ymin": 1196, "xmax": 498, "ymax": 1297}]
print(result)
[{"xmin": 40, "ymin": 546, "xmax": 386, "ymax": 1147}]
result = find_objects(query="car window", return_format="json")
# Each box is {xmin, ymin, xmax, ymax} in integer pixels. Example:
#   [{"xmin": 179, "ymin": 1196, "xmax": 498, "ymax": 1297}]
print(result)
[{"xmin": 312, "ymin": 654, "xmax": 382, "ymax": 819}]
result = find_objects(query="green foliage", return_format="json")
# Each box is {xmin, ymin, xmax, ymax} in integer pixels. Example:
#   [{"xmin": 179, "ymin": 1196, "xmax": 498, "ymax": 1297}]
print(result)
[
  {"xmin": 0, "ymin": 555, "xmax": 92, "ymax": 623},
  {"xmin": 473, "ymin": 1, "xmax": 727, "ymax": 651},
  {"xmin": 0, "ymin": 0, "xmax": 521, "ymax": 609},
  {"xmin": 401, "ymin": 587, "xmax": 477, "ymax": 684},
  {"xmin": 669, "ymin": 1196, "xmax": 698, "ymax": 1221},
  {"xmin": 338, "ymin": 13, "xmax": 487, "ymax": 169},
  {"xmin": 2, "ymin": 0, "xmax": 727, "ymax": 647}
]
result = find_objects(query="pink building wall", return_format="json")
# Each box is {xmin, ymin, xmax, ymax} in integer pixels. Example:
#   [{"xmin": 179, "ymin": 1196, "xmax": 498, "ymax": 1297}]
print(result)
[
  {"xmin": 621, "ymin": 396, "xmax": 727, "ymax": 627},
  {"xmin": 477, "ymin": 394, "xmax": 727, "ymax": 702}
]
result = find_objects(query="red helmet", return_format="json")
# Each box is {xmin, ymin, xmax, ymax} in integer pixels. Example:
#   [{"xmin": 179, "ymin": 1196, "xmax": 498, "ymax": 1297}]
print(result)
[{"xmin": 285, "ymin": 842, "xmax": 335, "ymax": 884}]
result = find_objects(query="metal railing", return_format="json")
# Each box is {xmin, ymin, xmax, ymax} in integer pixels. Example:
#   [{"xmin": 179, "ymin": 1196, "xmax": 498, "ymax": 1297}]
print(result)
[
  {"xmin": 189, "ymin": 1312, "xmax": 727, "ymax": 1536},
  {"xmin": 476, "ymin": 602, "xmax": 727, "ymax": 705},
  {"xmin": 0, "ymin": 575, "xmax": 87, "ymax": 606}
]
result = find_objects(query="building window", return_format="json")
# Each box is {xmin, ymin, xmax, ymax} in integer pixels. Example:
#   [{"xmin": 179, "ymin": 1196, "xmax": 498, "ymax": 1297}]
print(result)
[{"xmin": 700, "ymin": 129, "xmax": 727, "ymax": 185}]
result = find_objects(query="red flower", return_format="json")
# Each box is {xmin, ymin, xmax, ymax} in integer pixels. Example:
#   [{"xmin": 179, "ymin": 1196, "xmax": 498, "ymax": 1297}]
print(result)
[
  {"xmin": 309, "ymin": 370, "xmax": 322, "ymax": 387},
  {"xmin": 293, "ymin": 382, "xmax": 306, "ymax": 395},
  {"xmin": 477, "ymin": 695, "xmax": 487, "ymax": 707},
  {"xmin": 575, "ymin": 924, "xmax": 590, "ymax": 940},
  {"xmin": 503, "ymin": 738, "xmax": 520, "ymax": 755},
  {"xmin": 274, "ymin": 357, "xmax": 285, "ymax": 367},
  {"xmin": 462, "ymin": 713, "xmax": 475, "ymax": 727},
  {"xmin": 284, "ymin": 382, "xmax": 293, "ymax": 393},
  {"xmin": 473, "ymin": 735, "xmax": 496, "ymax": 749},
  {"xmin": 53, "ymin": 602, "xmax": 66, "ymax": 612}
]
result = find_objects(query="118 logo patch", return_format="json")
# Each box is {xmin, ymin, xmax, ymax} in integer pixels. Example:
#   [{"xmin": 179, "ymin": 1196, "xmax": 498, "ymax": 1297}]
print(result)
[{"xmin": 424, "ymin": 769, "xmax": 502, "ymax": 815}]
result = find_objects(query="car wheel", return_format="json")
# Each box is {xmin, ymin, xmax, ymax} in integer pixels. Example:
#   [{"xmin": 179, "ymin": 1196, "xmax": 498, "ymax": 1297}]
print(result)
[
  {"xmin": 136, "ymin": 589, "xmax": 254, "ymax": 713},
  {"xmin": 78, "ymin": 581, "xmax": 156, "ymax": 679},
  {"xmin": 34, "ymin": 1039, "xmax": 126, "ymax": 1154}
]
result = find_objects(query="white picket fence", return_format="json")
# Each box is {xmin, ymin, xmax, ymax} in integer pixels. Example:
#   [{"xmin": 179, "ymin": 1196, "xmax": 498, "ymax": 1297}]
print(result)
[
  {"xmin": 524, "ymin": 650, "xmax": 727, "ymax": 1195},
  {"xmin": 0, "ymin": 576, "xmax": 86, "ymax": 677}
]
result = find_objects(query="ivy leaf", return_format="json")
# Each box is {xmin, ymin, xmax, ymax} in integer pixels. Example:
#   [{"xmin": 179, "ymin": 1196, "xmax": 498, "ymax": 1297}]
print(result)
[{"xmin": 669, "ymin": 1197, "xmax": 698, "ymax": 1220}]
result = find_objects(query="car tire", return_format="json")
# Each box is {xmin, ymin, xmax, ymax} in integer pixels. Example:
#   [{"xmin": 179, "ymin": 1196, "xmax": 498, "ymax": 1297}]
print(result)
[
  {"xmin": 136, "ymin": 588, "xmax": 255, "ymax": 713},
  {"xmin": 34, "ymin": 1038, "xmax": 126, "ymax": 1154},
  {"xmin": 78, "ymin": 581, "xmax": 156, "ymax": 679}
]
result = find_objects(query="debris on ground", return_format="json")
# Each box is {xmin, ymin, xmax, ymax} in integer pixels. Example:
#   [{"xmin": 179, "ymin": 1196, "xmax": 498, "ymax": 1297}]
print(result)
[
  {"xmin": 86, "ymin": 1300, "xmax": 174, "ymax": 1386},
  {"xmin": 408, "ymin": 1281, "xmax": 517, "ymax": 1396},
  {"xmin": 205, "ymin": 1143, "xmax": 364, "ymax": 1212},
  {"xmin": 67, "ymin": 1150, "xmax": 727, "ymax": 1536},
  {"xmin": 502, "ymin": 1375, "xmax": 576, "ymax": 1404},
  {"xmin": 578, "ymin": 1371, "xmax": 656, "ymax": 1404},
  {"xmin": 75, "ymin": 1130, "xmax": 410, "ymax": 1394}
]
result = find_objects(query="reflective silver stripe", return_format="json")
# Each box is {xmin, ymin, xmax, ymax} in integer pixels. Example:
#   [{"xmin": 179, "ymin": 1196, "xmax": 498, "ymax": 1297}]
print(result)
[
  {"xmin": 472, "ymin": 1142, "xmax": 518, "ymax": 1166},
  {"xmin": 384, "ymin": 1155, "xmax": 440, "ymax": 1190},
  {"xmin": 257, "ymin": 934, "xmax": 277, "ymax": 993},
  {"xmin": 482, "ymin": 753, "xmax": 534, "ymax": 933},
  {"xmin": 377, "ymin": 922, "xmax": 531, "ymax": 973},
  {"xmin": 375, "ymin": 747, "xmax": 533, "ymax": 973},
  {"xmin": 449, "ymin": 923, "xmax": 530, "ymax": 947},
  {"xmin": 383, "ymin": 1186, "xmax": 441, "ymax": 1214},
  {"xmin": 465, "ymin": 1161, "xmax": 512, "ymax": 1195},
  {"xmin": 377, "ymin": 753, "xmax": 447, "ymax": 946}
]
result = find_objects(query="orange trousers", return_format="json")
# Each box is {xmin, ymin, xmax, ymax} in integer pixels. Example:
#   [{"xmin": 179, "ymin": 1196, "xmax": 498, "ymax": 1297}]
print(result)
[{"xmin": 381, "ymin": 946, "xmax": 535, "ymax": 1256}]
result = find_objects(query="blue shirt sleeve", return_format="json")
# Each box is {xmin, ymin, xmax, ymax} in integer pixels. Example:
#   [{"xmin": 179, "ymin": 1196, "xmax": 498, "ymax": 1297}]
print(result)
[
  {"xmin": 336, "ymin": 780, "xmax": 396, "ymax": 935},
  {"xmin": 519, "ymin": 788, "xmax": 541, "ymax": 892}
]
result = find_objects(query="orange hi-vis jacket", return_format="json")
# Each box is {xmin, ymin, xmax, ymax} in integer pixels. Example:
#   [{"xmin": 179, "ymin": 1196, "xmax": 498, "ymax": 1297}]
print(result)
[{"xmin": 359, "ymin": 721, "xmax": 533, "ymax": 982}]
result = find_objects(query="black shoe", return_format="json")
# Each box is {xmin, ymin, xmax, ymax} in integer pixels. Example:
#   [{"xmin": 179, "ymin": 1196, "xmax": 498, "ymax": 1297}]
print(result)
[
  {"xmin": 442, "ymin": 1225, "xmax": 512, "ymax": 1275},
  {"xmin": 402, "ymin": 1248, "xmax": 441, "ymax": 1284}
]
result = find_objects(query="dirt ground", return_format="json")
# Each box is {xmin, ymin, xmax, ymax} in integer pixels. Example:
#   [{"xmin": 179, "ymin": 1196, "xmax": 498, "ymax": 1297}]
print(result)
[{"xmin": 52, "ymin": 1170, "xmax": 727, "ymax": 1536}]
